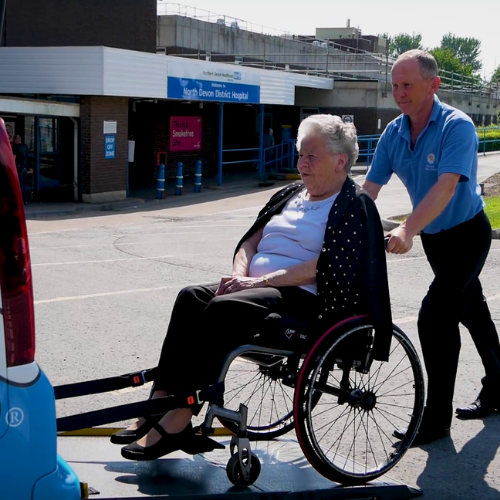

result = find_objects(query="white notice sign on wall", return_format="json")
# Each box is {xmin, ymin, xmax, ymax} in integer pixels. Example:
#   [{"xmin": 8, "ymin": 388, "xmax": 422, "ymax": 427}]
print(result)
[{"xmin": 103, "ymin": 121, "xmax": 117, "ymax": 134}]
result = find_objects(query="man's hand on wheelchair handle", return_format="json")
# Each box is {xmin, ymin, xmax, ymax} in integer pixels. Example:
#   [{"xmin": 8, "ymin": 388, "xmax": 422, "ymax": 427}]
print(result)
[{"xmin": 385, "ymin": 225, "xmax": 413, "ymax": 254}]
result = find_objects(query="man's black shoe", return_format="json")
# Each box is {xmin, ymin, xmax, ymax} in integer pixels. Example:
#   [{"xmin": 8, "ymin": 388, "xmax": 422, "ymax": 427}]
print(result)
[
  {"xmin": 393, "ymin": 427, "xmax": 450, "ymax": 447},
  {"xmin": 455, "ymin": 399, "xmax": 499, "ymax": 420}
]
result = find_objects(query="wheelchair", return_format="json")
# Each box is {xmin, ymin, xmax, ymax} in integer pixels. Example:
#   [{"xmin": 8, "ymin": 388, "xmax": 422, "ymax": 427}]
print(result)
[{"xmin": 55, "ymin": 314, "xmax": 425, "ymax": 489}]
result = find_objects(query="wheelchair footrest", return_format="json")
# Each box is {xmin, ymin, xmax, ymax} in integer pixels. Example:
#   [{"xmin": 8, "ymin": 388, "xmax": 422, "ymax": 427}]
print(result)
[{"xmin": 182, "ymin": 434, "xmax": 226, "ymax": 455}]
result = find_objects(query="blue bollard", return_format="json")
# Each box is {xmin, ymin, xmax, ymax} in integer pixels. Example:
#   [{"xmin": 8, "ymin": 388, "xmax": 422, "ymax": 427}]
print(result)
[
  {"xmin": 175, "ymin": 162, "xmax": 183, "ymax": 196},
  {"xmin": 194, "ymin": 160, "xmax": 202, "ymax": 193},
  {"xmin": 156, "ymin": 163, "xmax": 165, "ymax": 200}
]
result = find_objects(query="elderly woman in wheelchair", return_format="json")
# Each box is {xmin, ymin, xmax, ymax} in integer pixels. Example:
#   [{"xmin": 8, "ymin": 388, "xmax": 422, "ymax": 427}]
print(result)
[{"xmin": 112, "ymin": 114, "xmax": 424, "ymax": 486}]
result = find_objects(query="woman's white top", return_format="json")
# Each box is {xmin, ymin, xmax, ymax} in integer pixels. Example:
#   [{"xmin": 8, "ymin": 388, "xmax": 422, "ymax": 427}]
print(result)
[{"xmin": 249, "ymin": 189, "xmax": 339, "ymax": 295}]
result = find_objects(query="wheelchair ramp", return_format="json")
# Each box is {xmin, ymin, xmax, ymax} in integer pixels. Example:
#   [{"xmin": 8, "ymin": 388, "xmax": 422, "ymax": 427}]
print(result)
[
  {"xmin": 58, "ymin": 435, "xmax": 421, "ymax": 499},
  {"xmin": 58, "ymin": 437, "xmax": 422, "ymax": 500}
]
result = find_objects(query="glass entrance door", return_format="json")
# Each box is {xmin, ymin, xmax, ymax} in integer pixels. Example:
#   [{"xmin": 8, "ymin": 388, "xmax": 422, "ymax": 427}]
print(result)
[{"xmin": 37, "ymin": 117, "xmax": 60, "ymax": 190}]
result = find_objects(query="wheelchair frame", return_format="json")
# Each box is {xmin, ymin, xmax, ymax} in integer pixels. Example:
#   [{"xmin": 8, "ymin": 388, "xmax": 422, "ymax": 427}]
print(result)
[{"xmin": 55, "ymin": 315, "xmax": 425, "ymax": 488}]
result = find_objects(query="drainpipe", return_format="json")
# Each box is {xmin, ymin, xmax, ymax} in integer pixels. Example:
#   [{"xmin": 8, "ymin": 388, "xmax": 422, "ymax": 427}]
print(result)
[
  {"xmin": 258, "ymin": 104, "xmax": 264, "ymax": 180},
  {"xmin": 217, "ymin": 102, "xmax": 224, "ymax": 186},
  {"xmin": 69, "ymin": 117, "xmax": 79, "ymax": 201},
  {"xmin": 0, "ymin": 0, "xmax": 6, "ymax": 42}
]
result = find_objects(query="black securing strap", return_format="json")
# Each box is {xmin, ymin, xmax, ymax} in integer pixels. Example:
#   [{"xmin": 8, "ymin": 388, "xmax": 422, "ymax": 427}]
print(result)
[
  {"xmin": 185, "ymin": 382, "xmax": 225, "ymax": 407},
  {"xmin": 53, "ymin": 367, "xmax": 225, "ymax": 432},
  {"xmin": 57, "ymin": 395, "xmax": 175, "ymax": 432},
  {"xmin": 54, "ymin": 368, "xmax": 157, "ymax": 400},
  {"xmin": 56, "ymin": 382, "xmax": 224, "ymax": 433}
]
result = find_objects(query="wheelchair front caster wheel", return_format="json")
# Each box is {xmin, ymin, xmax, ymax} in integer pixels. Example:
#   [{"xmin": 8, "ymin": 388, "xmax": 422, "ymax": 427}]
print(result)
[{"xmin": 226, "ymin": 451, "xmax": 261, "ymax": 487}]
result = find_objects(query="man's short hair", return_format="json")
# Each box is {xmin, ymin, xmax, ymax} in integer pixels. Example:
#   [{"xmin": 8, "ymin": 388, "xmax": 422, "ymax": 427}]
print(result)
[
  {"xmin": 13, "ymin": 134, "xmax": 21, "ymax": 142},
  {"xmin": 393, "ymin": 49, "xmax": 439, "ymax": 80}
]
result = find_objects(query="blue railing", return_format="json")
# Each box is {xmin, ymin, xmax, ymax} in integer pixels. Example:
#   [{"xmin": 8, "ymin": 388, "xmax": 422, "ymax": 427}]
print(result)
[
  {"xmin": 221, "ymin": 146, "xmax": 261, "ymax": 172},
  {"xmin": 263, "ymin": 136, "xmax": 380, "ymax": 174},
  {"xmin": 263, "ymin": 140, "xmax": 297, "ymax": 173},
  {"xmin": 477, "ymin": 127, "xmax": 500, "ymax": 155},
  {"xmin": 221, "ymin": 128, "xmax": 500, "ymax": 182},
  {"xmin": 354, "ymin": 129, "xmax": 500, "ymax": 165},
  {"xmin": 357, "ymin": 135, "xmax": 380, "ymax": 166}
]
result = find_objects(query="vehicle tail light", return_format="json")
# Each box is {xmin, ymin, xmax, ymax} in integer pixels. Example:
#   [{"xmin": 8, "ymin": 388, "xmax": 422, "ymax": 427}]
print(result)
[{"xmin": 0, "ymin": 119, "xmax": 35, "ymax": 366}]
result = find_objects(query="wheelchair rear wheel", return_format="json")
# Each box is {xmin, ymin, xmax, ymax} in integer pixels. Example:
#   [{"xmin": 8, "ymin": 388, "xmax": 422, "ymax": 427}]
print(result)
[
  {"xmin": 294, "ymin": 317, "xmax": 425, "ymax": 485},
  {"xmin": 219, "ymin": 354, "xmax": 298, "ymax": 440}
]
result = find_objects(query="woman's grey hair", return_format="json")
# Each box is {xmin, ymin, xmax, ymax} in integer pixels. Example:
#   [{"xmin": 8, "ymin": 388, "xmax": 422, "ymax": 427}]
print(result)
[
  {"xmin": 296, "ymin": 114, "xmax": 359, "ymax": 172},
  {"xmin": 393, "ymin": 49, "xmax": 439, "ymax": 79}
]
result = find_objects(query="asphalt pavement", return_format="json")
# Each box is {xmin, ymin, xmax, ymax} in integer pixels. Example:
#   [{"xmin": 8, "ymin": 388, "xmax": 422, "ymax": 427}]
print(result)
[{"xmin": 24, "ymin": 152, "xmax": 500, "ymax": 500}]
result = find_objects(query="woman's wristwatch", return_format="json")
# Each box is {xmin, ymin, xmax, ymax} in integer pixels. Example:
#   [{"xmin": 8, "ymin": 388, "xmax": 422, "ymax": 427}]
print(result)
[{"xmin": 263, "ymin": 275, "xmax": 270, "ymax": 287}]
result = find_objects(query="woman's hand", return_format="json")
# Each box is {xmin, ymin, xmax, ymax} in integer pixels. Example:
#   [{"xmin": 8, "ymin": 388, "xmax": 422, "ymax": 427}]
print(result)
[{"xmin": 216, "ymin": 275, "xmax": 266, "ymax": 296}]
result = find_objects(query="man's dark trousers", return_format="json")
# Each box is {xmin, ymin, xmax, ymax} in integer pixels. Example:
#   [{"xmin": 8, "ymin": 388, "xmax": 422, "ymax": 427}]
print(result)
[{"xmin": 418, "ymin": 210, "xmax": 500, "ymax": 427}]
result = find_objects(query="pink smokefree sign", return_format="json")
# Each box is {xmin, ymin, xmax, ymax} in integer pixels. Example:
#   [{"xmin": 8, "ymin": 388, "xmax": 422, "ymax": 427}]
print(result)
[{"xmin": 170, "ymin": 116, "xmax": 202, "ymax": 151}]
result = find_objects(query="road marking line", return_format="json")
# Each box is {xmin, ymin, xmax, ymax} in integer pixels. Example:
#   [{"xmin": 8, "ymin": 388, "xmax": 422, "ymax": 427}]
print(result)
[
  {"xmin": 486, "ymin": 292, "xmax": 500, "ymax": 302},
  {"xmin": 29, "ymin": 227, "xmax": 248, "ymax": 250},
  {"xmin": 393, "ymin": 294, "xmax": 500, "ymax": 325},
  {"xmin": 34, "ymin": 285, "xmax": 180, "ymax": 304},
  {"xmin": 30, "ymin": 255, "xmax": 208, "ymax": 267},
  {"xmin": 36, "ymin": 289, "xmax": 500, "ymax": 309},
  {"xmin": 387, "ymin": 256, "xmax": 427, "ymax": 263},
  {"xmin": 395, "ymin": 317, "xmax": 418, "ymax": 324}
]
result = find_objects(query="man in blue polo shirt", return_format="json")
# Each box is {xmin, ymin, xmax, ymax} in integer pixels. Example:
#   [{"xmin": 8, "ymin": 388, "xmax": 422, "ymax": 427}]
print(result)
[{"xmin": 363, "ymin": 49, "xmax": 500, "ymax": 446}]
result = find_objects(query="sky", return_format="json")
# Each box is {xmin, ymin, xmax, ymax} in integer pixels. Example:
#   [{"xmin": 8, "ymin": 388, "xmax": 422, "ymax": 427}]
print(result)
[{"xmin": 160, "ymin": 0, "xmax": 499, "ymax": 79}]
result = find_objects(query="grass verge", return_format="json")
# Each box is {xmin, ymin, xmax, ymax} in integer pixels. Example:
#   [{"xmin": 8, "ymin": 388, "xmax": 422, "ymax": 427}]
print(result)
[{"xmin": 484, "ymin": 196, "xmax": 500, "ymax": 229}]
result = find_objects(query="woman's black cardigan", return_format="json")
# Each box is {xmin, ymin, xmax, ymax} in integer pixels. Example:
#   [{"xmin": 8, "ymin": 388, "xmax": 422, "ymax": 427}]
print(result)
[{"xmin": 234, "ymin": 177, "xmax": 393, "ymax": 362}]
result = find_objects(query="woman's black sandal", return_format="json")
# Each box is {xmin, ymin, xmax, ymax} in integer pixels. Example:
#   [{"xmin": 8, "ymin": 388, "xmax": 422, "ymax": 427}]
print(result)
[
  {"xmin": 110, "ymin": 415, "xmax": 161, "ymax": 445},
  {"xmin": 121, "ymin": 422, "xmax": 194, "ymax": 461}
]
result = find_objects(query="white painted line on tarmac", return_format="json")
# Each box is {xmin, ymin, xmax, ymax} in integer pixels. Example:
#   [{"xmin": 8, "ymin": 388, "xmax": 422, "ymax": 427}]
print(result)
[
  {"xmin": 34, "ymin": 285, "xmax": 181, "ymax": 305},
  {"xmin": 395, "ymin": 317, "xmax": 418, "ymax": 324},
  {"xmin": 34, "ymin": 286, "xmax": 500, "ymax": 319},
  {"xmin": 394, "ymin": 293, "xmax": 500, "ymax": 325},
  {"xmin": 486, "ymin": 292, "xmax": 500, "ymax": 302},
  {"xmin": 29, "ymin": 226, "xmax": 249, "ymax": 250},
  {"xmin": 31, "ymin": 255, "xmax": 188, "ymax": 267},
  {"xmin": 387, "ymin": 246, "xmax": 500, "ymax": 264},
  {"xmin": 205, "ymin": 205, "xmax": 264, "ymax": 216},
  {"xmin": 387, "ymin": 256, "xmax": 427, "ymax": 263},
  {"xmin": 31, "ymin": 240, "xmax": 202, "ymax": 250}
]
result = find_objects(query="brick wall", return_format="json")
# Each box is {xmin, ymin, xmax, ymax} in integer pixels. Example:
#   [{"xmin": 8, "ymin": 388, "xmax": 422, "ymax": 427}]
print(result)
[
  {"xmin": 80, "ymin": 96, "xmax": 129, "ymax": 199},
  {"xmin": 2, "ymin": 0, "xmax": 156, "ymax": 53}
]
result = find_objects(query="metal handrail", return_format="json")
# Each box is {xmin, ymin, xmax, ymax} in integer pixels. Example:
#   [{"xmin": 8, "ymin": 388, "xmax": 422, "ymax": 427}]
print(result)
[
  {"xmin": 477, "ymin": 127, "xmax": 500, "ymax": 155},
  {"xmin": 221, "ymin": 146, "xmax": 260, "ymax": 167},
  {"xmin": 357, "ymin": 130, "xmax": 500, "ymax": 165},
  {"xmin": 214, "ymin": 130, "xmax": 500, "ymax": 184},
  {"xmin": 164, "ymin": 52, "xmax": 500, "ymax": 99},
  {"xmin": 158, "ymin": 3, "xmax": 500, "ymax": 101}
]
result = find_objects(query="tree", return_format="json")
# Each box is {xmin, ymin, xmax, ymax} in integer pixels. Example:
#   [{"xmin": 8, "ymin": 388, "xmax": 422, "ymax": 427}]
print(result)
[
  {"xmin": 385, "ymin": 33, "xmax": 423, "ymax": 58},
  {"xmin": 440, "ymin": 34, "xmax": 482, "ymax": 73},
  {"xmin": 430, "ymin": 47, "xmax": 473, "ymax": 82}
]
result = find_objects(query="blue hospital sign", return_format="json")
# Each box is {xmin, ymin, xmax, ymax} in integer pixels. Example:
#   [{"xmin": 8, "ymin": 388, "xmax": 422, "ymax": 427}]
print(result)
[
  {"xmin": 168, "ymin": 77, "xmax": 260, "ymax": 104},
  {"xmin": 105, "ymin": 134, "xmax": 116, "ymax": 159},
  {"xmin": 167, "ymin": 61, "xmax": 261, "ymax": 104}
]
